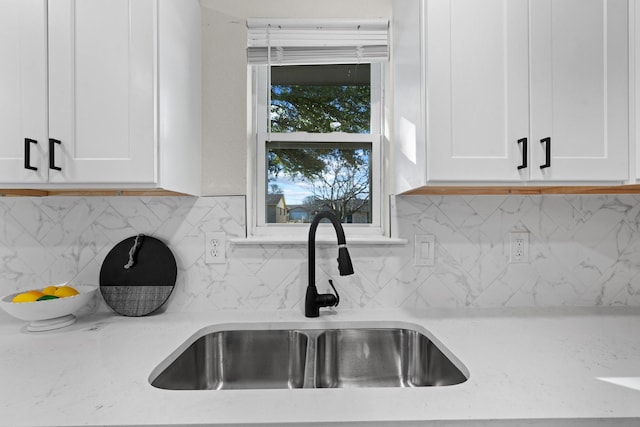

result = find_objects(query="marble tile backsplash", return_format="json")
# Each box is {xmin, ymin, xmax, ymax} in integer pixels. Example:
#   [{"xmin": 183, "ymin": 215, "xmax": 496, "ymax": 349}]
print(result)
[{"xmin": 1, "ymin": 194, "xmax": 639, "ymax": 313}]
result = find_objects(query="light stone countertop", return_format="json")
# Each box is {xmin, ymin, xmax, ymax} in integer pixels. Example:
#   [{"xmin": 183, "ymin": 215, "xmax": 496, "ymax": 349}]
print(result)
[{"xmin": 1, "ymin": 307, "xmax": 639, "ymax": 427}]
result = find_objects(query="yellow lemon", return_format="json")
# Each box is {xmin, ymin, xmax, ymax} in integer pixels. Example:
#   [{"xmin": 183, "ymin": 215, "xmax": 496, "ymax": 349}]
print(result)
[
  {"xmin": 42, "ymin": 285, "xmax": 58, "ymax": 296},
  {"xmin": 54, "ymin": 286, "xmax": 79, "ymax": 298},
  {"xmin": 12, "ymin": 290, "xmax": 45, "ymax": 303}
]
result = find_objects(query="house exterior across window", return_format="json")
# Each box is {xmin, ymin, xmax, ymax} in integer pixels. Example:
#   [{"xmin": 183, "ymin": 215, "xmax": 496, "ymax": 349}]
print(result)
[{"xmin": 266, "ymin": 194, "xmax": 288, "ymax": 224}]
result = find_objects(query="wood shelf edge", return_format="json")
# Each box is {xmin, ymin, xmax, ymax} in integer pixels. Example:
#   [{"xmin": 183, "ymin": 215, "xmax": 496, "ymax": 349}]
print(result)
[
  {"xmin": 0, "ymin": 189, "xmax": 50, "ymax": 197},
  {"xmin": 0, "ymin": 189, "xmax": 190, "ymax": 197},
  {"xmin": 400, "ymin": 185, "xmax": 640, "ymax": 196}
]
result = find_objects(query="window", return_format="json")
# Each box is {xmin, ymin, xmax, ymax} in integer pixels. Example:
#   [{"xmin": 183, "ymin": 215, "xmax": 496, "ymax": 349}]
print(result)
[{"xmin": 247, "ymin": 19, "xmax": 388, "ymax": 238}]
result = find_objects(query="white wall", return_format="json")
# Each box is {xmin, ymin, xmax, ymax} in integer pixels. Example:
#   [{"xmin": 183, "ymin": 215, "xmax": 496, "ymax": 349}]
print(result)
[{"xmin": 200, "ymin": 0, "xmax": 392, "ymax": 195}]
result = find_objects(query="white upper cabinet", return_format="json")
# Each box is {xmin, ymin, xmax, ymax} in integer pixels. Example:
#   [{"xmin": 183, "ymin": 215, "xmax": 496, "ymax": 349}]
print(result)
[
  {"xmin": 0, "ymin": 0, "xmax": 201, "ymax": 194},
  {"xmin": 528, "ymin": 0, "xmax": 629, "ymax": 181},
  {"xmin": 425, "ymin": 0, "xmax": 529, "ymax": 182},
  {"xmin": 47, "ymin": 0, "xmax": 156, "ymax": 184},
  {"xmin": 396, "ymin": 0, "xmax": 630, "ymax": 187},
  {"xmin": 0, "ymin": 0, "xmax": 48, "ymax": 183}
]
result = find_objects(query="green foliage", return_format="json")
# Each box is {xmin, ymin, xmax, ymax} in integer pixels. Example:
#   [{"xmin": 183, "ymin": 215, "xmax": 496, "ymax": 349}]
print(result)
[
  {"xmin": 268, "ymin": 147, "xmax": 326, "ymax": 178},
  {"xmin": 268, "ymin": 146, "xmax": 366, "ymax": 180},
  {"xmin": 271, "ymin": 85, "xmax": 370, "ymax": 133}
]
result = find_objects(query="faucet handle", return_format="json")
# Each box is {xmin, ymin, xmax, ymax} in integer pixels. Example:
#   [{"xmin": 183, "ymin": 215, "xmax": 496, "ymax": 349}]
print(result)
[
  {"xmin": 314, "ymin": 280, "xmax": 340, "ymax": 309},
  {"xmin": 328, "ymin": 279, "xmax": 340, "ymax": 307}
]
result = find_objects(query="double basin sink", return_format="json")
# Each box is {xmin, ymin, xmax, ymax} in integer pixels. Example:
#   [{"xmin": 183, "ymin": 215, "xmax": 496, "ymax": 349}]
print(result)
[{"xmin": 150, "ymin": 325, "xmax": 468, "ymax": 390}]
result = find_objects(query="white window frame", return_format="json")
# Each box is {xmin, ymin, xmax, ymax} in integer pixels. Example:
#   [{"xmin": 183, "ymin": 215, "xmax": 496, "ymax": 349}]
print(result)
[{"xmin": 248, "ymin": 64, "xmax": 385, "ymax": 240}]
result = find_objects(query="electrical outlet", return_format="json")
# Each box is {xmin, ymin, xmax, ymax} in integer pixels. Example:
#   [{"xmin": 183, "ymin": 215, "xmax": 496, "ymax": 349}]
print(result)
[
  {"xmin": 509, "ymin": 232, "xmax": 529, "ymax": 263},
  {"xmin": 205, "ymin": 231, "xmax": 226, "ymax": 264},
  {"xmin": 414, "ymin": 234, "xmax": 435, "ymax": 266}
]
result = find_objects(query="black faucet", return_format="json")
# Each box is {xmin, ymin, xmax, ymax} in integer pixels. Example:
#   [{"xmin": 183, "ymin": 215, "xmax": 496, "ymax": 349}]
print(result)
[{"xmin": 305, "ymin": 210, "xmax": 354, "ymax": 318}]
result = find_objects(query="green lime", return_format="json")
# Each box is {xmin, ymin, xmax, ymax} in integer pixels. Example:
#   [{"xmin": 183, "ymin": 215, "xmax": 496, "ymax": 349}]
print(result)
[{"xmin": 37, "ymin": 295, "xmax": 60, "ymax": 301}]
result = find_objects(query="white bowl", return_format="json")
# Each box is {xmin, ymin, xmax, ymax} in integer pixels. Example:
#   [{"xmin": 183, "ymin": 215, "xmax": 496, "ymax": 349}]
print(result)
[{"xmin": 0, "ymin": 284, "xmax": 98, "ymax": 331}]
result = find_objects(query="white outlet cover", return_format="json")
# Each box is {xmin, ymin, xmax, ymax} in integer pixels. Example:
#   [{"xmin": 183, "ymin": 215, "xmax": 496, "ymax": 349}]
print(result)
[
  {"xmin": 509, "ymin": 232, "xmax": 529, "ymax": 263},
  {"xmin": 205, "ymin": 231, "xmax": 226, "ymax": 264}
]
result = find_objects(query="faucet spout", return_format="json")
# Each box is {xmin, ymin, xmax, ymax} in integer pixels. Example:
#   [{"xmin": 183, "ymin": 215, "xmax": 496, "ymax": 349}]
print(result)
[{"xmin": 305, "ymin": 210, "xmax": 354, "ymax": 318}]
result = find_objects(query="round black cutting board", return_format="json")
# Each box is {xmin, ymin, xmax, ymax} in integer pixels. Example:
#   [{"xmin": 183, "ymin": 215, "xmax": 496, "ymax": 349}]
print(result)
[{"xmin": 99, "ymin": 235, "xmax": 177, "ymax": 317}]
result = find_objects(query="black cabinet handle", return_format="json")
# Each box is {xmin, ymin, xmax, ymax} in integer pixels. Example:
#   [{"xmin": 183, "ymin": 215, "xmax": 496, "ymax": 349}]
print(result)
[
  {"xmin": 517, "ymin": 138, "xmax": 528, "ymax": 170},
  {"xmin": 49, "ymin": 138, "xmax": 62, "ymax": 171},
  {"xmin": 540, "ymin": 137, "xmax": 551, "ymax": 169},
  {"xmin": 24, "ymin": 138, "xmax": 38, "ymax": 171}
]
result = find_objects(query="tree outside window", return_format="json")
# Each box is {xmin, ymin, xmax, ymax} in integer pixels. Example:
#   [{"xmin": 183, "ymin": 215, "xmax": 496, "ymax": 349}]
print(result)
[{"xmin": 266, "ymin": 64, "xmax": 372, "ymax": 224}]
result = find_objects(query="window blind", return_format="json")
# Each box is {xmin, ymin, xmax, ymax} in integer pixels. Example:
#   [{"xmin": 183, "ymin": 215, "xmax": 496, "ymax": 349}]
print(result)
[{"xmin": 246, "ymin": 18, "xmax": 389, "ymax": 65}]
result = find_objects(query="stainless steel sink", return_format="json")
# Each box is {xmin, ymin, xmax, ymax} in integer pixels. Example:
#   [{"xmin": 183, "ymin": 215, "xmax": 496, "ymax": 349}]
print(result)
[
  {"xmin": 315, "ymin": 328, "xmax": 467, "ymax": 388},
  {"xmin": 150, "ymin": 326, "xmax": 467, "ymax": 390},
  {"xmin": 151, "ymin": 330, "xmax": 308, "ymax": 390}
]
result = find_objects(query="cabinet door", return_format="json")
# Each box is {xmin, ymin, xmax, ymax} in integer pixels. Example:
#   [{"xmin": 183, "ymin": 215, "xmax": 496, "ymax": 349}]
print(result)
[
  {"xmin": 48, "ymin": 0, "xmax": 156, "ymax": 184},
  {"xmin": 529, "ymin": 0, "xmax": 628, "ymax": 181},
  {"xmin": 637, "ymin": 0, "xmax": 640, "ymax": 180},
  {"xmin": 0, "ymin": 0, "xmax": 48, "ymax": 183},
  {"xmin": 426, "ymin": 0, "xmax": 529, "ymax": 181}
]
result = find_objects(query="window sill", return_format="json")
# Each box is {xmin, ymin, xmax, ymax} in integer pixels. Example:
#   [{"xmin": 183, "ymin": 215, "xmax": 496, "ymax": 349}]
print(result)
[{"xmin": 229, "ymin": 236, "xmax": 408, "ymax": 246}]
